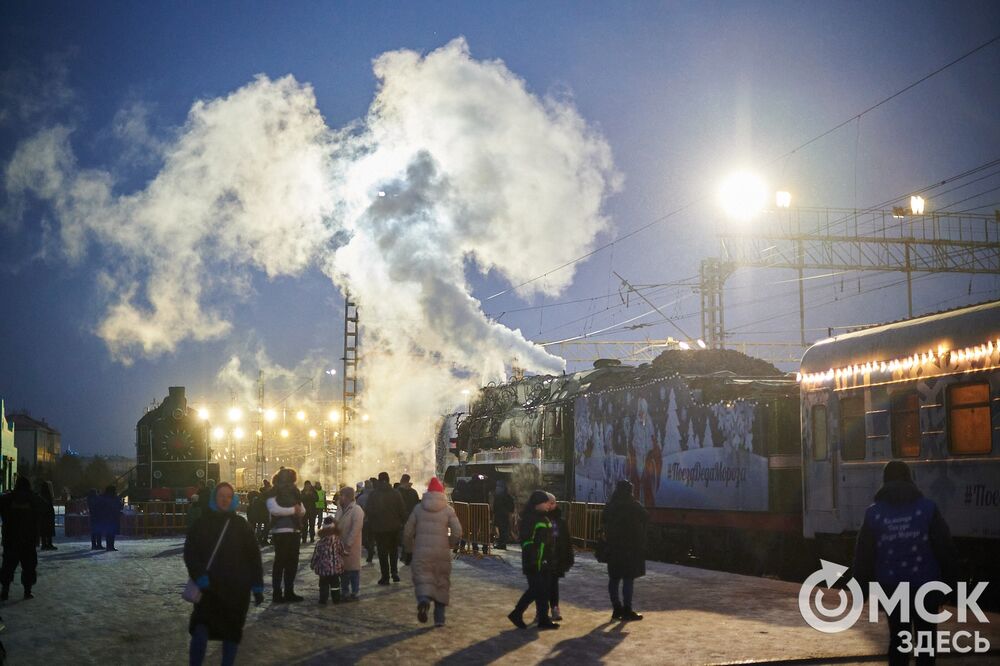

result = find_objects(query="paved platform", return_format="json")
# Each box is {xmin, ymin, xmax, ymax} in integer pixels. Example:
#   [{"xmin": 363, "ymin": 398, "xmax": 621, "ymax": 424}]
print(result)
[{"xmin": 2, "ymin": 536, "xmax": 997, "ymax": 665}]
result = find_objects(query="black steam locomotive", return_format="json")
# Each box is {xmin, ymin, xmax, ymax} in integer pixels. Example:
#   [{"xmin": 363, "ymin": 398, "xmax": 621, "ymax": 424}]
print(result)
[{"xmin": 132, "ymin": 386, "xmax": 218, "ymax": 501}]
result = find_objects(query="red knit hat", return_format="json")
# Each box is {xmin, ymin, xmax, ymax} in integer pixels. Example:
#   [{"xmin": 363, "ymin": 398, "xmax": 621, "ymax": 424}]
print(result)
[{"xmin": 427, "ymin": 477, "xmax": 445, "ymax": 493}]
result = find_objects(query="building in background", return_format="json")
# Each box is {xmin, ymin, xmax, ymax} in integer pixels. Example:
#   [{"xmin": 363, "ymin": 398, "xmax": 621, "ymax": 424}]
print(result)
[
  {"xmin": 10, "ymin": 412, "xmax": 61, "ymax": 474},
  {"xmin": 0, "ymin": 401, "xmax": 17, "ymax": 491}
]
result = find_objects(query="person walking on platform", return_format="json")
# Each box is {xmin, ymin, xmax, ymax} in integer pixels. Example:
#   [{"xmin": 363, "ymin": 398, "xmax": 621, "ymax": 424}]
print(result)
[
  {"xmin": 99, "ymin": 485, "xmax": 123, "ymax": 552},
  {"xmin": 301, "ymin": 481, "xmax": 318, "ymax": 544},
  {"xmin": 367, "ymin": 472, "xmax": 407, "ymax": 585},
  {"xmin": 603, "ymin": 479, "xmax": 647, "ymax": 621},
  {"xmin": 492, "ymin": 481, "xmax": 514, "ymax": 550},
  {"xmin": 184, "ymin": 482, "xmax": 264, "ymax": 666},
  {"xmin": 397, "ymin": 475, "xmax": 419, "ymax": 517},
  {"xmin": 86, "ymin": 489, "xmax": 103, "ymax": 550},
  {"xmin": 852, "ymin": 460, "xmax": 958, "ymax": 666},
  {"xmin": 548, "ymin": 501, "xmax": 574, "ymax": 622},
  {"xmin": 508, "ymin": 490, "xmax": 559, "ymax": 630},
  {"xmin": 37, "ymin": 481, "xmax": 57, "ymax": 551},
  {"xmin": 310, "ymin": 516, "xmax": 345, "ymax": 604},
  {"xmin": 404, "ymin": 477, "xmax": 462, "ymax": 627},
  {"xmin": 337, "ymin": 486, "xmax": 364, "ymax": 601},
  {"xmin": 0, "ymin": 477, "xmax": 42, "ymax": 600},
  {"xmin": 267, "ymin": 468, "xmax": 305, "ymax": 602}
]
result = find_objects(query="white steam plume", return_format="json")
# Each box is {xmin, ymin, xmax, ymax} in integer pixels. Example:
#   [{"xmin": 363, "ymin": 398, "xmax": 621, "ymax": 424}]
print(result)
[{"xmin": 3, "ymin": 38, "xmax": 620, "ymax": 485}]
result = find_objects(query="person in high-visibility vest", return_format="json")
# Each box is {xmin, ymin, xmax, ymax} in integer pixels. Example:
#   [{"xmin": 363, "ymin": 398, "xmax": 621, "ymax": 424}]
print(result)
[{"xmin": 314, "ymin": 482, "xmax": 327, "ymax": 533}]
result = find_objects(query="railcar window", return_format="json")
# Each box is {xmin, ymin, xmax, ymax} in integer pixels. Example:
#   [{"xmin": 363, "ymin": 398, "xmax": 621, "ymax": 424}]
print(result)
[
  {"xmin": 840, "ymin": 395, "xmax": 866, "ymax": 460},
  {"xmin": 811, "ymin": 405, "xmax": 828, "ymax": 460},
  {"xmin": 948, "ymin": 382, "xmax": 992, "ymax": 455},
  {"xmin": 890, "ymin": 391, "xmax": 921, "ymax": 458}
]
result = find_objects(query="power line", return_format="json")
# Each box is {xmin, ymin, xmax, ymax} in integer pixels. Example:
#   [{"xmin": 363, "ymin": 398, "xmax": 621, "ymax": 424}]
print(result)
[{"xmin": 485, "ymin": 33, "xmax": 1000, "ymax": 302}]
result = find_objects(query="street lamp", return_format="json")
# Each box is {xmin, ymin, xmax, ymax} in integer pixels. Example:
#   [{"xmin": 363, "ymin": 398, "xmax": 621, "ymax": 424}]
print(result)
[
  {"xmin": 228, "ymin": 406, "xmax": 242, "ymax": 422},
  {"xmin": 264, "ymin": 408, "xmax": 277, "ymax": 423},
  {"xmin": 197, "ymin": 408, "xmax": 210, "ymax": 421},
  {"xmin": 296, "ymin": 410, "xmax": 306, "ymax": 422}
]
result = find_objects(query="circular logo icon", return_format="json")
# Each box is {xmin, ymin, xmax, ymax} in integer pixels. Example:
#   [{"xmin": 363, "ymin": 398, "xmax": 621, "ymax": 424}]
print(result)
[{"xmin": 798, "ymin": 560, "xmax": 865, "ymax": 633}]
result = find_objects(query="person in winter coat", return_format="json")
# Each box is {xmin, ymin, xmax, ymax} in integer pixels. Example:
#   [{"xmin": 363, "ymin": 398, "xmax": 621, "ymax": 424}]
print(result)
[
  {"xmin": 548, "ymin": 501, "xmax": 575, "ymax": 622},
  {"xmin": 508, "ymin": 490, "xmax": 559, "ymax": 630},
  {"xmin": 301, "ymin": 481, "xmax": 319, "ymax": 544},
  {"xmin": 0, "ymin": 477, "xmax": 43, "ymax": 600},
  {"xmin": 397, "ymin": 475, "xmax": 420, "ymax": 516},
  {"xmin": 403, "ymin": 477, "xmax": 462, "ymax": 627},
  {"xmin": 37, "ymin": 481, "xmax": 57, "ymax": 551},
  {"xmin": 267, "ymin": 468, "xmax": 305, "ymax": 602},
  {"xmin": 366, "ymin": 471, "xmax": 407, "ymax": 585},
  {"xmin": 86, "ymin": 489, "xmax": 103, "ymax": 550},
  {"xmin": 852, "ymin": 460, "xmax": 958, "ymax": 666},
  {"xmin": 603, "ymin": 479, "xmax": 647, "ymax": 621},
  {"xmin": 336, "ymin": 486, "xmax": 365, "ymax": 601},
  {"xmin": 313, "ymin": 482, "xmax": 327, "ymax": 533},
  {"xmin": 99, "ymin": 485, "xmax": 123, "ymax": 552},
  {"xmin": 310, "ymin": 516, "xmax": 345, "ymax": 604},
  {"xmin": 492, "ymin": 481, "xmax": 515, "ymax": 550},
  {"xmin": 184, "ymin": 482, "xmax": 264, "ymax": 666}
]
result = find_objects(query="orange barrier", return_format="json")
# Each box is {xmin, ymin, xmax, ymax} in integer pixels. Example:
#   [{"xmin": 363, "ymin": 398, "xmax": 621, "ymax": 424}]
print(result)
[
  {"xmin": 448, "ymin": 501, "xmax": 494, "ymax": 555},
  {"xmin": 444, "ymin": 500, "xmax": 606, "ymax": 554}
]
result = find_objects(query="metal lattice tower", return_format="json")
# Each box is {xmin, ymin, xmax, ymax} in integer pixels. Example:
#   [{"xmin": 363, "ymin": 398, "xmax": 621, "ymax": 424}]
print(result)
[
  {"xmin": 341, "ymin": 293, "xmax": 359, "ymax": 482},
  {"xmin": 254, "ymin": 370, "xmax": 265, "ymax": 487},
  {"xmin": 699, "ymin": 258, "xmax": 732, "ymax": 349}
]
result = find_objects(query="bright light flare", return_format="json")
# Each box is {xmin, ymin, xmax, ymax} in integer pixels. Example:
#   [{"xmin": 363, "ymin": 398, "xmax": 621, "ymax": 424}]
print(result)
[
  {"xmin": 719, "ymin": 171, "xmax": 768, "ymax": 220},
  {"xmin": 227, "ymin": 406, "xmax": 242, "ymax": 422},
  {"xmin": 361, "ymin": 413, "xmax": 370, "ymax": 422},
  {"xmin": 264, "ymin": 408, "xmax": 277, "ymax": 423},
  {"xmin": 197, "ymin": 408, "xmax": 210, "ymax": 421},
  {"xmin": 308, "ymin": 429, "xmax": 317, "ymax": 439},
  {"xmin": 910, "ymin": 195, "xmax": 925, "ymax": 215},
  {"xmin": 211, "ymin": 427, "xmax": 225, "ymax": 440},
  {"xmin": 280, "ymin": 428, "xmax": 289, "ymax": 439},
  {"xmin": 296, "ymin": 410, "xmax": 306, "ymax": 421},
  {"xmin": 233, "ymin": 427, "xmax": 245, "ymax": 440},
  {"xmin": 775, "ymin": 191, "xmax": 791, "ymax": 208},
  {"xmin": 696, "ymin": 339, "xmax": 707, "ymax": 349},
  {"xmin": 328, "ymin": 410, "xmax": 340, "ymax": 423}
]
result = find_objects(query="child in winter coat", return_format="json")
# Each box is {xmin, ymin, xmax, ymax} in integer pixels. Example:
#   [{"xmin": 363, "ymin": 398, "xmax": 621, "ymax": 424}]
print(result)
[{"xmin": 310, "ymin": 516, "xmax": 345, "ymax": 604}]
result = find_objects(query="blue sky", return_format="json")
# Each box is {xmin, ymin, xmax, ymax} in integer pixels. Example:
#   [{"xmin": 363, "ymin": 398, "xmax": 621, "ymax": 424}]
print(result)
[{"xmin": 2, "ymin": 2, "xmax": 999, "ymax": 457}]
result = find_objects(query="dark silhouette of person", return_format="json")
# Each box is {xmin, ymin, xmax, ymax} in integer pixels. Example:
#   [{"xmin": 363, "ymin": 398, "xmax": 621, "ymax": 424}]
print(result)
[
  {"xmin": 853, "ymin": 460, "xmax": 958, "ymax": 666},
  {"xmin": 0, "ymin": 477, "xmax": 43, "ymax": 600},
  {"xmin": 603, "ymin": 479, "xmax": 647, "ymax": 621},
  {"xmin": 86, "ymin": 489, "xmax": 102, "ymax": 550},
  {"xmin": 492, "ymin": 481, "xmax": 515, "ymax": 549},
  {"xmin": 366, "ymin": 472, "xmax": 407, "ymax": 585},
  {"xmin": 37, "ymin": 481, "xmax": 57, "ymax": 551},
  {"xmin": 99, "ymin": 485, "xmax": 123, "ymax": 551}
]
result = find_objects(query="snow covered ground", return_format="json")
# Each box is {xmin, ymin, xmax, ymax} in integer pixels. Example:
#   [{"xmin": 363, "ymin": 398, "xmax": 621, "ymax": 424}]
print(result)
[{"xmin": 2, "ymin": 535, "xmax": 997, "ymax": 665}]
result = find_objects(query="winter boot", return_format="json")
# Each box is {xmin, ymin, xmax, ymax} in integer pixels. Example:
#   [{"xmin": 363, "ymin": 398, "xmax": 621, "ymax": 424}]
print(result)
[
  {"xmin": 22, "ymin": 587, "xmax": 32, "ymax": 600},
  {"xmin": 622, "ymin": 606, "xmax": 643, "ymax": 621},
  {"xmin": 507, "ymin": 610, "xmax": 527, "ymax": 629},
  {"xmin": 611, "ymin": 603, "xmax": 624, "ymax": 621},
  {"xmin": 285, "ymin": 586, "xmax": 304, "ymax": 603},
  {"xmin": 330, "ymin": 589, "xmax": 342, "ymax": 604},
  {"xmin": 272, "ymin": 576, "xmax": 285, "ymax": 603}
]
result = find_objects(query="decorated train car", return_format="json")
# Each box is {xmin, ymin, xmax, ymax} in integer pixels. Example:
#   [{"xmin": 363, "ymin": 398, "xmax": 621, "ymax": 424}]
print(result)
[
  {"xmin": 132, "ymin": 386, "xmax": 218, "ymax": 501},
  {"xmin": 447, "ymin": 351, "xmax": 803, "ymax": 575},
  {"xmin": 799, "ymin": 300, "xmax": 1000, "ymax": 588}
]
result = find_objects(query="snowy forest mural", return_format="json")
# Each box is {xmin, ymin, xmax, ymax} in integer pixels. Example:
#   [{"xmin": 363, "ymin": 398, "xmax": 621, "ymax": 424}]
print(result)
[{"xmin": 574, "ymin": 376, "xmax": 769, "ymax": 510}]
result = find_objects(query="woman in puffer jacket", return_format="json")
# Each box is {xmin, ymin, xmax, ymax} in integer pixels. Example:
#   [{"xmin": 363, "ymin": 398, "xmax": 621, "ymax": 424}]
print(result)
[{"xmin": 403, "ymin": 477, "xmax": 462, "ymax": 627}]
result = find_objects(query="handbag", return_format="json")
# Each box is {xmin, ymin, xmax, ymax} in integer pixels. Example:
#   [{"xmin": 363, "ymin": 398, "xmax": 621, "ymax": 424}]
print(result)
[{"xmin": 182, "ymin": 519, "xmax": 231, "ymax": 604}]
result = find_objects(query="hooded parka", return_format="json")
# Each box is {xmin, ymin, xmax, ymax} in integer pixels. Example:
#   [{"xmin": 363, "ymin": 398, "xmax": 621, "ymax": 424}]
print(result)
[{"xmin": 403, "ymin": 490, "xmax": 462, "ymax": 605}]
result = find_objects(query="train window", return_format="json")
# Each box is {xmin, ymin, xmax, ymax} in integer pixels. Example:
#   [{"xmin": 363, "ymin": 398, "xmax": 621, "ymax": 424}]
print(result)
[
  {"xmin": 948, "ymin": 382, "xmax": 992, "ymax": 455},
  {"xmin": 890, "ymin": 392, "xmax": 921, "ymax": 458},
  {"xmin": 811, "ymin": 405, "xmax": 828, "ymax": 460},
  {"xmin": 840, "ymin": 395, "xmax": 866, "ymax": 460}
]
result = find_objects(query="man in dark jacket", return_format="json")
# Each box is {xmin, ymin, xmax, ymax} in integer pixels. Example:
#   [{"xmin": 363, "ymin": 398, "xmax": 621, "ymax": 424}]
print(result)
[
  {"xmin": 397, "ymin": 475, "xmax": 419, "ymax": 516},
  {"xmin": 99, "ymin": 485, "xmax": 123, "ymax": 551},
  {"xmin": 365, "ymin": 472, "xmax": 407, "ymax": 584},
  {"xmin": 492, "ymin": 481, "xmax": 515, "ymax": 550},
  {"xmin": 603, "ymin": 479, "xmax": 647, "ymax": 621},
  {"xmin": 853, "ymin": 460, "xmax": 957, "ymax": 666},
  {"xmin": 86, "ymin": 489, "xmax": 103, "ymax": 550},
  {"xmin": 0, "ymin": 477, "xmax": 43, "ymax": 600}
]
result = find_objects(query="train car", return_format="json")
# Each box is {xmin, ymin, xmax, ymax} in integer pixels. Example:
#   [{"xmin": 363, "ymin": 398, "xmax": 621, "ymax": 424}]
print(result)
[
  {"xmin": 799, "ymin": 300, "xmax": 1000, "ymax": 587},
  {"xmin": 446, "ymin": 351, "xmax": 803, "ymax": 574},
  {"xmin": 133, "ymin": 386, "xmax": 217, "ymax": 501}
]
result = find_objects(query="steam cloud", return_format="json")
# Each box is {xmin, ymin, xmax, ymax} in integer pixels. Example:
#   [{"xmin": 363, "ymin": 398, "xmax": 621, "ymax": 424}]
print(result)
[{"xmin": 4, "ymin": 38, "xmax": 620, "ymax": 484}]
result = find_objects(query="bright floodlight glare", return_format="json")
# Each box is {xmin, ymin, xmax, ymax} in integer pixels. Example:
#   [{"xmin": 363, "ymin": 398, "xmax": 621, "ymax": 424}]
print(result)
[
  {"xmin": 328, "ymin": 410, "xmax": 340, "ymax": 423},
  {"xmin": 679, "ymin": 341, "xmax": 691, "ymax": 350},
  {"xmin": 910, "ymin": 195, "xmax": 925, "ymax": 215},
  {"xmin": 280, "ymin": 428, "xmax": 289, "ymax": 439},
  {"xmin": 775, "ymin": 191, "xmax": 792, "ymax": 208},
  {"xmin": 197, "ymin": 408, "xmax": 209, "ymax": 421},
  {"xmin": 264, "ymin": 408, "xmax": 277, "ymax": 423},
  {"xmin": 697, "ymin": 339, "xmax": 708, "ymax": 349},
  {"xmin": 461, "ymin": 389, "xmax": 471, "ymax": 396},
  {"xmin": 719, "ymin": 172, "xmax": 768, "ymax": 220},
  {"xmin": 233, "ymin": 427, "xmax": 245, "ymax": 440},
  {"xmin": 296, "ymin": 410, "xmax": 306, "ymax": 421},
  {"xmin": 211, "ymin": 427, "xmax": 225, "ymax": 440},
  {"xmin": 308, "ymin": 429, "xmax": 318, "ymax": 439},
  {"xmin": 227, "ymin": 406, "xmax": 242, "ymax": 422},
  {"xmin": 326, "ymin": 368, "xmax": 337, "ymax": 376},
  {"xmin": 361, "ymin": 413, "xmax": 370, "ymax": 422}
]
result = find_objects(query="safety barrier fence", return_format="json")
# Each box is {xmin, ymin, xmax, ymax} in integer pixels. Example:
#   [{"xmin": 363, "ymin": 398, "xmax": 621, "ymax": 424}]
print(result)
[
  {"xmin": 64, "ymin": 501, "xmax": 193, "ymax": 538},
  {"xmin": 449, "ymin": 501, "xmax": 606, "ymax": 554}
]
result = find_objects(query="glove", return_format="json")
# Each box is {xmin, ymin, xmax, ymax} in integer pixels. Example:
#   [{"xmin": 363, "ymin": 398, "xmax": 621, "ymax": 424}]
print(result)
[
  {"xmin": 253, "ymin": 587, "xmax": 264, "ymax": 606},
  {"xmin": 196, "ymin": 574, "xmax": 210, "ymax": 590}
]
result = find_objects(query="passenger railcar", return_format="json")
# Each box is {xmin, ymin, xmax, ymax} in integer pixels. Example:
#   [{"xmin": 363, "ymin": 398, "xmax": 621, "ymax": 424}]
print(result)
[{"xmin": 799, "ymin": 300, "xmax": 1000, "ymax": 586}]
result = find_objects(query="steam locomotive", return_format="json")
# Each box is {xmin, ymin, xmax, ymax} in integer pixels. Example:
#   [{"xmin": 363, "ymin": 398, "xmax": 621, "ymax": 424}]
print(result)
[
  {"xmin": 132, "ymin": 386, "xmax": 218, "ymax": 501},
  {"xmin": 445, "ymin": 300, "xmax": 1000, "ymax": 585}
]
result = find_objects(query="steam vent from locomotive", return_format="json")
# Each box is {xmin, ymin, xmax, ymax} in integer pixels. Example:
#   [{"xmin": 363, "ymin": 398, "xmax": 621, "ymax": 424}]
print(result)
[{"xmin": 132, "ymin": 386, "xmax": 217, "ymax": 501}]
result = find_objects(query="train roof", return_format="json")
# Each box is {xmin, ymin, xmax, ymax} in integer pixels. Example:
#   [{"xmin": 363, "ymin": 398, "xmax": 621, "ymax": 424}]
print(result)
[{"xmin": 800, "ymin": 299, "xmax": 1000, "ymax": 373}]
